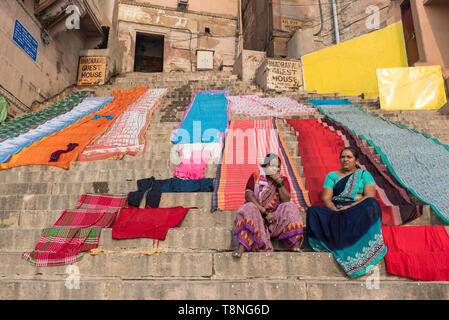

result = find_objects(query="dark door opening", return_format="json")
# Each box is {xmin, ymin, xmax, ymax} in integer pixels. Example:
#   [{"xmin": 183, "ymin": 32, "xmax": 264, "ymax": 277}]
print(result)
[
  {"xmin": 134, "ymin": 33, "xmax": 164, "ymax": 73},
  {"xmin": 401, "ymin": 0, "xmax": 419, "ymax": 66}
]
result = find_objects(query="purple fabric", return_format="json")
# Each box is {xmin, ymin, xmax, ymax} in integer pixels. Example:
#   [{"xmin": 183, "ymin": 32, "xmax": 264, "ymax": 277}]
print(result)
[{"xmin": 49, "ymin": 143, "xmax": 79, "ymax": 162}]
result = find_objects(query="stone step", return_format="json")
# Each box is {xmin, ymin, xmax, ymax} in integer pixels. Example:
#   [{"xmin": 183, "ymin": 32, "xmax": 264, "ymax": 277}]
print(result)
[
  {"xmin": 0, "ymin": 208, "xmax": 239, "ymax": 230},
  {"xmin": 1, "ymin": 278, "xmax": 448, "ymax": 300},
  {"xmin": 0, "ymin": 251, "xmax": 399, "ymax": 282},
  {"xmin": 0, "ymin": 167, "xmax": 218, "ymax": 184},
  {"xmin": 0, "ymin": 192, "xmax": 213, "ymax": 211}
]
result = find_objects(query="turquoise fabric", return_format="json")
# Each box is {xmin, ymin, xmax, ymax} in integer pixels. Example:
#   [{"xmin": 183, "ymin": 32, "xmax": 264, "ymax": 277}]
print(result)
[
  {"xmin": 323, "ymin": 170, "xmax": 375, "ymax": 195},
  {"xmin": 171, "ymin": 91, "xmax": 230, "ymax": 144},
  {"xmin": 316, "ymin": 100, "xmax": 449, "ymax": 224}
]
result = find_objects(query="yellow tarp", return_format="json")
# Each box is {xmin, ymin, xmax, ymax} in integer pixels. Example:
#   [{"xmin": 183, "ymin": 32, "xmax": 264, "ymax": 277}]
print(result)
[
  {"xmin": 377, "ymin": 66, "xmax": 447, "ymax": 110},
  {"xmin": 302, "ymin": 22, "xmax": 408, "ymax": 98}
]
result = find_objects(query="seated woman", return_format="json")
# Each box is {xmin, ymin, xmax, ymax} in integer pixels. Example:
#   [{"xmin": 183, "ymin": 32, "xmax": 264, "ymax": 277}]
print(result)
[
  {"xmin": 306, "ymin": 147, "xmax": 387, "ymax": 278},
  {"xmin": 232, "ymin": 153, "xmax": 304, "ymax": 258}
]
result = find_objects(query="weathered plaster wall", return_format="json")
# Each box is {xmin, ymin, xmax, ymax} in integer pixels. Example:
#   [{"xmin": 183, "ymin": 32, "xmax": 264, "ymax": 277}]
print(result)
[
  {"xmin": 0, "ymin": 0, "xmax": 86, "ymax": 112},
  {"xmin": 118, "ymin": 3, "xmax": 237, "ymax": 73}
]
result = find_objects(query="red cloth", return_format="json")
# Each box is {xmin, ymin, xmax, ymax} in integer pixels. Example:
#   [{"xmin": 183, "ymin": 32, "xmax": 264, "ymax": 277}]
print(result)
[
  {"xmin": 112, "ymin": 206, "xmax": 196, "ymax": 240},
  {"xmin": 382, "ymin": 226, "xmax": 449, "ymax": 281}
]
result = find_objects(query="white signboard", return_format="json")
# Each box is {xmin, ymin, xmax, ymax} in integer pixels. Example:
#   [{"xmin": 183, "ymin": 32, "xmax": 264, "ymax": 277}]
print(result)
[{"xmin": 197, "ymin": 50, "xmax": 214, "ymax": 70}]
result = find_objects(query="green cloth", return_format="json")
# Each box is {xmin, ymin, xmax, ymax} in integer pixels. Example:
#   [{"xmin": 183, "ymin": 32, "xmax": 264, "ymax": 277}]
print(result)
[
  {"xmin": 0, "ymin": 91, "xmax": 93, "ymax": 141},
  {"xmin": 0, "ymin": 96, "xmax": 8, "ymax": 123}
]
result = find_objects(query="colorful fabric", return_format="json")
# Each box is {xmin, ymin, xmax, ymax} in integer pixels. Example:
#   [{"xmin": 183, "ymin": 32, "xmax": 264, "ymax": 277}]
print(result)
[
  {"xmin": 173, "ymin": 142, "xmax": 222, "ymax": 180},
  {"xmin": 171, "ymin": 90, "xmax": 230, "ymax": 144},
  {"xmin": 307, "ymin": 198, "xmax": 387, "ymax": 278},
  {"xmin": 0, "ymin": 91, "xmax": 93, "ymax": 142},
  {"xmin": 79, "ymin": 88, "xmax": 169, "ymax": 161},
  {"xmin": 382, "ymin": 225, "xmax": 449, "ymax": 281},
  {"xmin": 320, "ymin": 117, "xmax": 423, "ymax": 225},
  {"xmin": 112, "ymin": 206, "xmax": 195, "ymax": 240},
  {"xmin": 4, "ymin": 87, "xmax": 147, "ymax": 170},
  {"xmin": 76, "ymin": 193, "xmax": 128, "ymax": 211},
  {"xmin": 22, "ymin": 193, "xmax": 127, "ymax": 266},
  {"xmin": 227, "ymin": 96, "xmax": 316, "ymax": 117},
  {"xmin": 0, "ymin": 97, "xmax": 113, "ymax": 163},
  {"xmin": 212, "ymin": 117, "xmax": 310, "ymax": 211},
  {"xmin": 0, "ymin": 95, "xmax": 8, "ymax": 123},
  {"xmin": 235, "ymin": 200, "xmax": 303, "ymax": 252},
  {"xmin": 22, "ymin": 226, "xmax": 103, "ymax": 267},
  {"xmin": 314, "ymin": 100, "xmax": 449, "ymax": 223}
]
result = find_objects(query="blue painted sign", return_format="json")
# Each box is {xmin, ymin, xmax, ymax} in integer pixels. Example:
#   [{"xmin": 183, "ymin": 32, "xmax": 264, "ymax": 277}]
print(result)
[{"xmin": 13, "ymin": 19, "xmax": 38, "ymax": 62}]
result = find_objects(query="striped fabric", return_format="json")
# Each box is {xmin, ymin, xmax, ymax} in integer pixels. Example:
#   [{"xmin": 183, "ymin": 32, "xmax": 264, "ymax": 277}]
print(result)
[
  {"xmin": 22, "ymin": 194, "xmax": 128, "ymax": 267},
  {"xmin": 79, "ymin": 88, "xmax": 169, "ymax": 161},
  {"xmin": 0, "ymin": 91, "xmax": 93, "ymax": 142},
  {"xmin": 0, "ymin": 97, "xmax": 113, "ymax": 163},
  {"xmin": 314, "ymin": 100, "xmax": 449, "ymax": 223},
  {"xmin": 212, "ymin": 117, "xmax": 310, "ymax": 211},
  {"xmin": 4, "ymin": 87, "xmax": 147, "ymax": 170}
]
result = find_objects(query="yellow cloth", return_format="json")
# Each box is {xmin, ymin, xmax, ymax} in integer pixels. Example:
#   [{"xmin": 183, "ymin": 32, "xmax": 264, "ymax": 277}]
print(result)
[
  {"xmin": 377, "ymin": 66, "xmax": 448, "ymax": 110},
  {"xmin": 89, "ymin": 248, "xmax": 166, "ymax": 256}
]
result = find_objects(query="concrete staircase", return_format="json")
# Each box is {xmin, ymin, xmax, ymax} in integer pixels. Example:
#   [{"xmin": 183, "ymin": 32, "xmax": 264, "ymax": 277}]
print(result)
[{"xmin": 1, "ymin": 72, "xmax": 448, "ymax": 299}]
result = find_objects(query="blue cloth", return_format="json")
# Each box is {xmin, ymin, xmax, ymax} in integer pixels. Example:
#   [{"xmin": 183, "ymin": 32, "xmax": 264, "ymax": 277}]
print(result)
[
  {"xmin": 171, "ymin": 92, "xmax": 229, "ymax": 144},
  {"xmin": 309, "ymin": 99, "xmax": 352, "ymax": 106},
  {"xmin": 161, "ymin": 178, "xmax": 215, "ymax": 193},
  {"xmin": 323, "ymin": 169, "xmax": 376, "ymax": 199},
  {"xmin": 318, "ymin": 102, "xmax": 449, "ymax": 224},
  {"xmin": 306, "ymin": 198, "xmax": 386, "ymax": 278},
  {"xmin": 0, "ymin": 97, "xmax": 113, "ymax": 163},
  {"xmin": 91, "ymin": 114, "xmax": 113, "ymax": 120}
]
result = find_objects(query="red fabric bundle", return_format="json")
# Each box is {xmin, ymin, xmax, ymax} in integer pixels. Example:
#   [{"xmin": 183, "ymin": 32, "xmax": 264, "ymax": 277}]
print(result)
[
  {"xmin": 382, "ymin": 225, "xmax": 449, "ymax": 281},
  {"xmin": 112, "ymin": 206, "xmax": 196, "ymax": 240}
]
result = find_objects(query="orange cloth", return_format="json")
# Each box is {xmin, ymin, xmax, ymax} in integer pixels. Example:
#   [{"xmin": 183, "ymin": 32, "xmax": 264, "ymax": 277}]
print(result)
[{"xmin": 4, "ymin": 87, "xmax": 148, "ymax": 170}]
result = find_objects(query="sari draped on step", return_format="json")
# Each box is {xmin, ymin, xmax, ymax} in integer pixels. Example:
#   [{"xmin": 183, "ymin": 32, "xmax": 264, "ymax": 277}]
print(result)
[
  {"xmin": 234, "ymin": 170, "xmax": 304, "ymax": 252},
  {"xmin": 306, "ymin": 169, "xmax": 387, "ymax": 278}
]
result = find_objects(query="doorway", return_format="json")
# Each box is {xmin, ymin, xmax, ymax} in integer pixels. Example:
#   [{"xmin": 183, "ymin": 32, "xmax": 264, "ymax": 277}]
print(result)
[
  {"xmin": 401, "ymin": 0, "xmax": 419, "ymax": 66},
  {"xmin": 134, "ymin": 33, "xmax": 164, "ymax": 72}
]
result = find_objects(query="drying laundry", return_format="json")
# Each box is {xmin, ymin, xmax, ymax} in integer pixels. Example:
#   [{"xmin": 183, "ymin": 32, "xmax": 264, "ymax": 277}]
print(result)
[
  {"xmin": 5, "ymin": 87, "xmax": 147, "ymax": 169},
  {"xmin": 112, "ymin": 206, "xmax": 195, "ymax": 240},
  {"xmin": 0, "ymin": 96, "xmax": 112, "ymax": 164},
  {"xmin": 314, "ymin": 99, "xmax": 449, "ymax": 223},
  {"xmin": 79, "ymin": 88, "xmax": 169, "ymax": 161},
  {"xmin": 382, "ymin": 225, "xmax": 449, "ymax": 281},
  {"xmin": 171, "ymin": 90, "xmax": 230, "ymax": 144}
]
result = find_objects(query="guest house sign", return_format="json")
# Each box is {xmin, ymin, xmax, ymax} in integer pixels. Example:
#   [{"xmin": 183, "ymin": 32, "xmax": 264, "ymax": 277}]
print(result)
[
  {"xmin": 266, "ymin": 59, "xmax": 301, "ymax": 91},
  {"xmin": 77, "ymin": 56, "xmax": 107, "ymax": 86}
]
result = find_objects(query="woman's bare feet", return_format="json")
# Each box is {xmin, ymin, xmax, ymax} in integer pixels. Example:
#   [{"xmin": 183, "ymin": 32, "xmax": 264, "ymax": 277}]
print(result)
[
  {"xmin": 289, "ymin": 242, "xmax": 302, "ymax": 252},
  {"xmin": 232, "ymin": 244, "xmax": 245, "ymax": 258}
]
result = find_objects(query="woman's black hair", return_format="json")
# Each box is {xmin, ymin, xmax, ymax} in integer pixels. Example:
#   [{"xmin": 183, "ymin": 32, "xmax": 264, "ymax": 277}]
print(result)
[
  {"xmin": 340, "ymin": 147, "xmax": 359, "ymax": 160},
  {"xmin": 261, "ymin": 153, "xmax": 282, "ymax": 168}
]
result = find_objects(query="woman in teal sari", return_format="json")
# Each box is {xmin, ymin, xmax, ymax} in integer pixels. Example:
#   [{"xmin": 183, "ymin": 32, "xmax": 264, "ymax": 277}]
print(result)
[{"xmin": 306, "ymin": 147, "xmax": 387, "ymax": 278}]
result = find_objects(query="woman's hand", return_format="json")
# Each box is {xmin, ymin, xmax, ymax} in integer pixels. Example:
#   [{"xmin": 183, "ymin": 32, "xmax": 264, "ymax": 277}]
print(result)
[
  {"xmin": 337, "ymin": 205, "xmax": 351, "ymax": 211},
  {"xmin": 265, "ymin": 212, "xmax": 277, "ymax": 224},
  {"xmin": 269, "ymin": 172, "xmax": 283, "ymax": 184}
]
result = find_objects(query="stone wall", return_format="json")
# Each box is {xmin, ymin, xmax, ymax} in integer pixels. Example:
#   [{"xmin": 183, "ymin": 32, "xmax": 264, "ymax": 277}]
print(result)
[{"xmin": 118, "ymin": 3, "xmax": 238, "ymax": 73}]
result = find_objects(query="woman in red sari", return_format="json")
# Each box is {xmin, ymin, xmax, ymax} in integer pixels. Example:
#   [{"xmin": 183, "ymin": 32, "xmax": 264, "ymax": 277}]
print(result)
[{"xmin": 232, "ymin": 154, "xmax": 304, "ymax": 258}]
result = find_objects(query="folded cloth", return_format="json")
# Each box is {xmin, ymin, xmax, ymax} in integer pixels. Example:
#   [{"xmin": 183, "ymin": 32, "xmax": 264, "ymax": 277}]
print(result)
[
  {"xmin": 382, "ymin": 225, "xmax": 449, "ymax": 281},
  {"xmin": 112, "ymin": 206, "xmax": 196, "ymax": 240},
  {"xmin": 49, "ymin": 143, "xmax": 79, "ymax": 162},
  {"xmin": 161, "ymin": 178, "xmax": 214, "ymax": 193}
]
